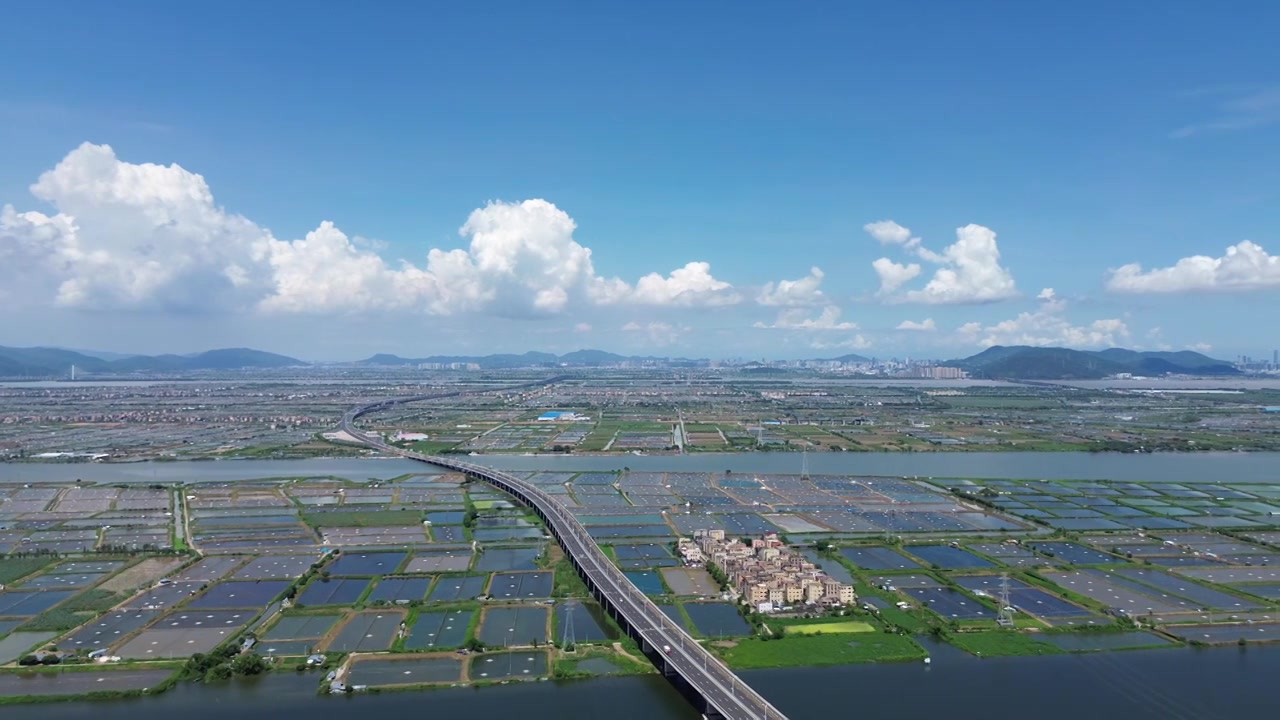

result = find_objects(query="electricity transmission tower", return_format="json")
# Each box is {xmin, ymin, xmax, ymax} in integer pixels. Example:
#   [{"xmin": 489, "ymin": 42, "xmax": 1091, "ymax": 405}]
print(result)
[
  {"xmin": 561, "ymin": 601, "xmax": 577, "ymax": 651},
  {"xmin": 997, "ymin": 573, "xmax": 1016, "ymax": 627}
]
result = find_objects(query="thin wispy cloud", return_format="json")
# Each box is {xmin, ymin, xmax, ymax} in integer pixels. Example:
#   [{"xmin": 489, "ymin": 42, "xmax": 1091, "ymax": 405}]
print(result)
[
  {"xmin": 1170, "ymin": 84, "xmax": 1280, "ymax": 139},
  {"xmin": 125, "ymin": 120, "xmax": 175, "ymax": 133}
]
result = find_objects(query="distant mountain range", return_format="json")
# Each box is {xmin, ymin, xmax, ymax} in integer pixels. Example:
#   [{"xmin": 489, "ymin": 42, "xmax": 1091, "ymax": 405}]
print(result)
[
  {"xmin": 360, "ymin": 349, "xmax": 702, "ymax": 369},
  {"xmin": 0, "ymin": 345, "xmax": 705, "ymax": 376},
  {"xmin": 0, "ymin": 346, "xmax": 305, "ymax": 377},
  {"xmin": 952, "ymin": 346, "xmax": 1239, "ymax": 380},
  {"xmin": 816, "ymin": 353, "xmax": 872, "ymax": 364},
  {"xmin": 0, "ymin": 343, "xmax": 1242, "ymax": 379}
]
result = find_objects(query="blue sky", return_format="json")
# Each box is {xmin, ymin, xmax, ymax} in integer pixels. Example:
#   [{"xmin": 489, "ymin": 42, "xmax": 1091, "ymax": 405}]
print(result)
[{"xmin": 1, "ymin": 1, "xmax": 1278, "ymax": 360}]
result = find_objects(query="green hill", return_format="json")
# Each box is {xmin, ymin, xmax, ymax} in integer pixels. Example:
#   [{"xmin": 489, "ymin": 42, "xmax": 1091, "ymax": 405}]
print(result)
[
  {"xmin": 0, "ymin": 346, "xmax": 306, "ymax": 377},
  {"xmin": 955, "ymin": 346, "xmax": 1238, "ymax": 380}
]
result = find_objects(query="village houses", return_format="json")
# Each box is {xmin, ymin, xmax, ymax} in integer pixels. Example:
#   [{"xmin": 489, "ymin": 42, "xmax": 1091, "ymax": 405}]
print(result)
[{"xmin": 677, "ymin": 529, "xmax": 855, "ymax": 613}]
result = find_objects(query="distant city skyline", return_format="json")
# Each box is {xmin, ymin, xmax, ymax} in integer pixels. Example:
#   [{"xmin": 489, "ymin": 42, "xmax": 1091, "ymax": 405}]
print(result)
[{"xmin": 2, "ymin": 3, "xmax": 1279, "ymax": 359}]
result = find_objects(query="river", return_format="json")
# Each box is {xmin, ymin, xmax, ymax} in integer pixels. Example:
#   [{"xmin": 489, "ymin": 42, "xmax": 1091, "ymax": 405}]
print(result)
[
  {"xmin": 0, "ymin": 381, "xmax": 204, "ymax": 388},
  {"xmin": 3, "ymin": 451, "xmax": 1278, "ymax": 485},
  {"xmin": 6, "ymin": 643, "xmax": 1278, "ymax": 719}
]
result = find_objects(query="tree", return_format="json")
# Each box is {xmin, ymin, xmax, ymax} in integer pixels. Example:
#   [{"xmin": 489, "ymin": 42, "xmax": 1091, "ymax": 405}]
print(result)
[
  {"xmin": 232, "ymin": 652, "xmax": 268, "ymax": 676},
  {"xmin": 185, "ymin": 652, "xmax": 212, "ymax": 674},
  {"xmin": 17, "ymin": 655, "xmax": 39, "ymax": 666}
]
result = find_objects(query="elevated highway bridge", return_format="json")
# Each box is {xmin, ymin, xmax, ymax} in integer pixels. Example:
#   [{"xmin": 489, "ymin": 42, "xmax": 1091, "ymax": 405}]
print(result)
[{"xmin": 338, "ymin": 384, "xmax": 788, "ymax": 720}]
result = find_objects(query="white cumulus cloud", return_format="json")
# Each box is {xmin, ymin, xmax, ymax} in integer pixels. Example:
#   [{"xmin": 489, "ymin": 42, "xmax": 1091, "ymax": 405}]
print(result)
[
  {"xmin": 896, "ymin": 318, "xmax": 937, "ymax": 331},
  {"xmin": 263, "ymin": 198, "xmax": 609, "ymax": 316},
  {"xmin": 2, "ymin": 142, "xmax": 273, "ymax": 310},
  {"xmin": 0, "ymin": 206, "xmax": 71, "ymax": 302},
  {"xmin": 259, "ymin": 221, "xmax": 438, "ymax": 313},
  {"xmin": 1106, "ymin": 240, "xmax": 1280, "ymax": 293},
  {"xmin": 867, "ymin": 220, "xmax": 1018, "ymax": 304},
  {"xmin": 753, "ymin": 305, "xmax": 857, "ymax": 330},
  {"xmin": 757, "ymin": 266, "xmax": 826, "ymax": 307},
  {"xmin": 872, "ymin": 258, "xmax": 922, "ymax": 296},
  {"xmin": 0, "ymin": 143, "xmax": 743, "ymax": 317},
  {"xmin": 957, "ymin": 293, "xmax": 1128, "ymax": 348},
  {"xmin": 864, "ymin": 220, "xmax": 916, "ymax": 247},
  {"xmin": 617, "ymin": 261, "xmax": 741, "ymax": 307}
]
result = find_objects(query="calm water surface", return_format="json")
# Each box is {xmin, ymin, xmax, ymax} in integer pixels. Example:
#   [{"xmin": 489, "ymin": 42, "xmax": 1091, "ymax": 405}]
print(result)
[
  {"xmin": 476, "ymin": 451, "xmax": 1280, "ymax": 483},
  {"xmin": 5, "ymin": 645, "xmax": 1278, "ymax": 719},
  {"xmin": 2, "ymin": 451, "xmax": 1279, "ymax": 484},
  {"xmin": 0, "ymin": 458, "xmax": 435, "ymax": 484},
  {"xmin": 0, "ymin": 381, "xmax": 203, "ymax": 388}
]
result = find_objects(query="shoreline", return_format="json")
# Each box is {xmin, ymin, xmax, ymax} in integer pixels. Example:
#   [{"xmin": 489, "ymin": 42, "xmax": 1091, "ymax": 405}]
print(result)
[
  {"xmin": 3, "ymin": 443, "xmax": 1275, "ymax": 467},
  {"xmin": 0, "ymin": 638, "xmax": 1268, "ymax": 705}
]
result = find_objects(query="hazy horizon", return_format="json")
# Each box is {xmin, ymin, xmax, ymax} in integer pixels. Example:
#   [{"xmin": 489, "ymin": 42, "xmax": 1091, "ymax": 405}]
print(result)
[{"xmin": 2, "ymin": 3, "xmax": 1278, "ymax": 360}]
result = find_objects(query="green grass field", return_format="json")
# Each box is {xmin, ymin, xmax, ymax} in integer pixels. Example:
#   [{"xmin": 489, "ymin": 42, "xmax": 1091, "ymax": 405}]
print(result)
[
  {"xmin": 946, "ymin": 631, "xmax": 1063, "ymax": 657},
  {"xmin": 784, "ymin": 621, "xmax": 876, "ymax": 635},
  {"xmin": 609, "ymin": 421, "xmax": 673, "ymax": 432},
  {"xmin": 60, "ymin": 589, "xmax": 127, "ymax": 613},
  {"xmin": 876, "ymin": 605, "xmax": 931, "ymax": 633},
  {"xmin": 20, "ymin": 607, "xmax": 97, "ymax": 632},
  {"xmin": 552, "ymin": 555, "xmax": 590, "ymax": 598},
  {"xmin": 578, "ymin": 427, "xmax": 618, "ymax": 451},
  {"xmin": 720, "ymin": 632, "xmax": 925, "ymax": 668},
  {"xmin": 0, "ymin": 558, "xmax": 55, "ymax": 585},
  {"xmin": 939, "ymin": 396, "xmax": 1062, "ymax": 409}
]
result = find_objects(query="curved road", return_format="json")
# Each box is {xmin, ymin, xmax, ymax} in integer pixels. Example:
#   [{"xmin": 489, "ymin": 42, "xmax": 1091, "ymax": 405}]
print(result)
[{"xmin": 339, "ymin": 390, "xmax": 787, "ymax": 720}]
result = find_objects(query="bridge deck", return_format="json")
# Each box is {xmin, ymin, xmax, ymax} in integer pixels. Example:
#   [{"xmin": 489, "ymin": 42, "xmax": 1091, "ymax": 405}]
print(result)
[{"xmin": 340, "ymin": 397, "xmax": 787, "ymax": 720}]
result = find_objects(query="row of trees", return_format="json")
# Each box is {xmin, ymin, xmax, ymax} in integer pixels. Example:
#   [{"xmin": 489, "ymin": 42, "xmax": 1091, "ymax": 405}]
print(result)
[
  {"xmin": 17, "ymin": 654, "xmax": 62, "ymax": 666},
  {"xmin": 184, "ymin": 645, "xmax": 267, "ymax": 682}
]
